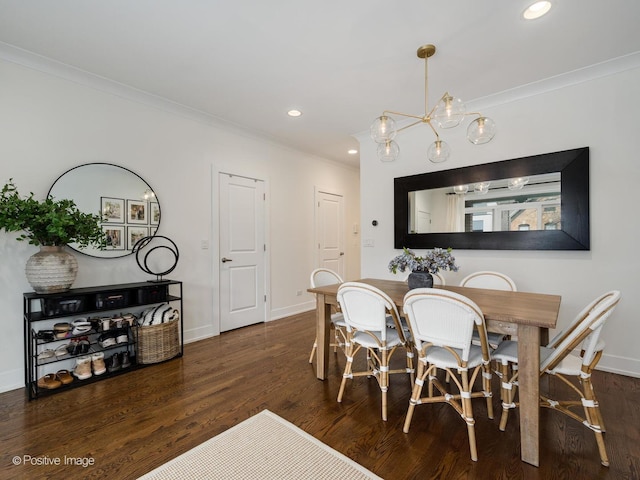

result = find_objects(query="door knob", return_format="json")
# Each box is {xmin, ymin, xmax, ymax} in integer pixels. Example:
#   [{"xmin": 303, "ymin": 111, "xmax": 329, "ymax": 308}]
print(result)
[{"xmin": 221, "ymin": 257, "xmax": 233, "ymax": 263}]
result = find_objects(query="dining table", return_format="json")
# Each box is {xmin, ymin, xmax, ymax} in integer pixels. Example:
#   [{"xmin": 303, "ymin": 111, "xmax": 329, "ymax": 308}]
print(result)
[{"xmin": 307, "ymin": 278, "xmax": 561, "ymax": 467}]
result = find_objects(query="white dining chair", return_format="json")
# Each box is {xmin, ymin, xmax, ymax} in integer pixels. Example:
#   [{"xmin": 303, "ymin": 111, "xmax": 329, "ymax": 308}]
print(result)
[
  {"xmin": 459, "ymin": 271, "xmax": 517, "ymax": 349},
  {"xmin": 337, "ymin": 282, "xmax": 415, "ymax": 421},
  {"xmin": 402, "ymin": 288, "xmax": 494, "ymax": 461},
  {"xmin": 492, "ymin": 290, "xmax": 621, "ymax": 466},
  {"xmin": 308, "ymin": 268, "xmax": 346, "ymax": 363}
]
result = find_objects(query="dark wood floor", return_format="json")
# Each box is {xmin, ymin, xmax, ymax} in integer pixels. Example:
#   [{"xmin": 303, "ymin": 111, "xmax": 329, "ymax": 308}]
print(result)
[{"xmin": 1, "ymin": 311, "xmax": 638, "ymax": 480}]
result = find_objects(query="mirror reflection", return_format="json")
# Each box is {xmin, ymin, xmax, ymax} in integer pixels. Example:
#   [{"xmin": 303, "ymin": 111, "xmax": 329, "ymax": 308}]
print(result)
[
  {"xmin": 48, "ymin": 163, "xmax": 160, "ymax": 258},
  {"xmin": 409, "ymin": 172, "xmax": 561, "ymax": 234}
]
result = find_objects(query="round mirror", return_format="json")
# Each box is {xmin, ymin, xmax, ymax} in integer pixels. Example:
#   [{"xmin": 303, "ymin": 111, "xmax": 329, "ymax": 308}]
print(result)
[{"xmin": 48, "ymin": 163, "xmax": 160, "ymax": 258}]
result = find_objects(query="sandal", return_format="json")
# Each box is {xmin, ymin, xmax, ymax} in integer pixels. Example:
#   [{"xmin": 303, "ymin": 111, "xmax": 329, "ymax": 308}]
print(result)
[
  {"xmin": 56, "ymin": 370, "xmax": 74, "ymax": 385},
  {"xmin": 55, "ymin": 344, "xmax": 70, "ymax": 357},
  {"xmin": 37, "ymin": 373, "xmax": 62, "ymax": 389},
  {"xmin": 37, "ymin": 349, "xmax": 55, "ymax": 360}
]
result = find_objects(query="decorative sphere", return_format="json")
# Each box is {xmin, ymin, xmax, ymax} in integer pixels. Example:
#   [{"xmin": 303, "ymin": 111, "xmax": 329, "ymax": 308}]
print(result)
[
  {"xmin": 467, "ymin": 116, "xmax": 496, "ymax": 145},
  {"xmin": 377, "ymin": 140, "xmax": 400, "ymax": 162},
  {"xmin": 370, "ymin": 115, "xmax": 397, "ymax": 143},
  {"xmin": 428, "ymin": 140, "xmax": 451, "ymax": 163}
]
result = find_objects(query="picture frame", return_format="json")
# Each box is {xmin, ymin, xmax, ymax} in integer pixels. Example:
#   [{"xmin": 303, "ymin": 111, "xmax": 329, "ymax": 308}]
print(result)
[
  {"xmin": 150, "ymin": 202, "xmax": 160, "ymax": 225},
  {"xmin": 127, "ymin": 226, "xmax": 149, "ymax": 250},
  {"xmin": 127, "ymin": 199, "xmax": 148, "ymax": 224},
  {"xmin": 101, "ymin": 197, "xmax": 125, "ymax": 223},
  {"xmin": 102, "ymin": 225, "xmax": 125, "ymax": 250}
]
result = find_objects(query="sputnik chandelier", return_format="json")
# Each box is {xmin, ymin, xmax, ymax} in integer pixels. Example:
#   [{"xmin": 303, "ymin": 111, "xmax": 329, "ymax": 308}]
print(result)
[{"xmin": 370, "ymin": 44, "xmax": 496, "ymax": 163}]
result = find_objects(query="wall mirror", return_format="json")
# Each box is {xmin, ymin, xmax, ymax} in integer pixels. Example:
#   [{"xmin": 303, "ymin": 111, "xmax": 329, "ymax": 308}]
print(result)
[
  {"xmin": 394, "ymin": 147, "xmax": 589, "ymax": 250},
  {"xmin": 49, "ymin": 163, "xmax": 160, "ymax": 258}
]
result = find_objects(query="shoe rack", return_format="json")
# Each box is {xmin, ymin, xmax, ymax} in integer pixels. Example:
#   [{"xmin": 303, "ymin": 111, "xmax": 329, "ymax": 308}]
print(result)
[{"xmin": 24, "ymin": 280, "xmax": 183, "ymax": 400}]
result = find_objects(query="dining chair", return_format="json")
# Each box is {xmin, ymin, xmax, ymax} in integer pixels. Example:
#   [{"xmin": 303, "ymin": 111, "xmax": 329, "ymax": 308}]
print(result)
[
  {"xmin": 459, "ymin": 271, "xmax": 517, "ymax": 349},
  {"xmin": 492, "ymin": 290, "xmax": 621, "ymax": 466},
  {"xmin": 402, "ymin": 288, "xmax": 494, "ymax": 461},
  {"xmin": 336, "ymin": 282, "xmax": 415, "ymax": 421},
  {"xmin": 308, "ymin": 268, "xmax": 346, "ymax": 363}
]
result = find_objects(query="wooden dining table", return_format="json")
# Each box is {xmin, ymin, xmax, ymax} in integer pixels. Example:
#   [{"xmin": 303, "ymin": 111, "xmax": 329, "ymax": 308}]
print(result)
[{"xmin": 307, "ymin": 278, "xmax": 561, "ymax": 467}]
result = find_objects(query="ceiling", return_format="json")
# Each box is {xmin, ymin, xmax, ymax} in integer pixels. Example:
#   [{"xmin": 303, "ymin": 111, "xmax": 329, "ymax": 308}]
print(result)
[{"xmin": 1, "ymin": 1, "xmax": 640, "ymax": 167}]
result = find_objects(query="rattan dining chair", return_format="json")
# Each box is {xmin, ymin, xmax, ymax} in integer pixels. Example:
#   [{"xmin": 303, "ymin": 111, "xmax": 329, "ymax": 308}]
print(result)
[
  {"xmin": 402, "ymin": 288, "xmax": 494, "ymax": 461},
  {"xmin": 308, "ymin": 268, "xmax": 346, "ymax": 363},
  {"xmin": 336, "ymin": 282, "xmax": 415, "ymax": 421},
  {"xmin": 492, "ymin": 290, "xmax": 621, "ymax": 466},
  {"xmin": 460, "ymin": 271, "xmax": 517, "ymax": 349}
]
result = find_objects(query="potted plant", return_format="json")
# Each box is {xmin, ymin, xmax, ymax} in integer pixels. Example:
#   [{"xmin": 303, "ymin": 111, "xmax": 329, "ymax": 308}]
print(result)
[
  {"xmin": 389, "ymin": 247, "xmax": 459, "ymax": 289},
  {"xmin": 0, "ymin": 179, "xmax": 106, "ymax": 293}
]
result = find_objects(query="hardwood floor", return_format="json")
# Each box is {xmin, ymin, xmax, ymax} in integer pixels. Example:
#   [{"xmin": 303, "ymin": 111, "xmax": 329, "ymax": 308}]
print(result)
[{"xmin": 1, "ymin": 311, "xmax": 638, "ymax": 479}]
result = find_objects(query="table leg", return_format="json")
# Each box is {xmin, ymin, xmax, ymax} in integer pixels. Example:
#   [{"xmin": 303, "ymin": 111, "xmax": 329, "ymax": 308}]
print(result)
[
  {"xmin": 315, "ymin": 293, "xmax": 331, "ymax": 380},
  {"xmin": 517, "ymin": 324, "xmax": 541, "ymax": 466}
]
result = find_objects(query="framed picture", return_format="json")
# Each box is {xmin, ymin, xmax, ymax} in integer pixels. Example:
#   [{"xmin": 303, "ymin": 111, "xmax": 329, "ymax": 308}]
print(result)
[
  {"xmin": 150, "ymin": 227, "xmax": 157, "ymax": 236},
  {"xmin": 150, "ymin": 202, "xmax": 160, "ymax": 225},
  {"xmin": 103, "ymin": 225, "xmax": 125, "ymax": 250},
  {"xmin": 127, "ymin": 226, "xmax": 149, "ymax": 250},
  {"xmin": 127, "ymin": 199, "xmax": 148, "ymax": 224},
  {"xmin": 101, "ymin": 197, "xmax": 125, "ymax": 223}
]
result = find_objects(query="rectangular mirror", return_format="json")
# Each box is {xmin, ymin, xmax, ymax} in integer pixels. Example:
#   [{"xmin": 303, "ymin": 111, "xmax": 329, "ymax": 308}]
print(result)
[{"xmin": 394, "ymin": 147, "xmax": 589, "ymax": 250}]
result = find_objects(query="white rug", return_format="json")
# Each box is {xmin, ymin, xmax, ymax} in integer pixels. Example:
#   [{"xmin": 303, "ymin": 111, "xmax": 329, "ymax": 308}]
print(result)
[{"xmin": 138, "ymin": 410, "xmax": 382, "ymax": 480}]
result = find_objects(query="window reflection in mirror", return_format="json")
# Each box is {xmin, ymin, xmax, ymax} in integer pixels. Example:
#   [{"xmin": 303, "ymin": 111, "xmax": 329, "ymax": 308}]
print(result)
[{"xmin": 409, "ymin": 172, "xmax": 561, "ymax": 234}]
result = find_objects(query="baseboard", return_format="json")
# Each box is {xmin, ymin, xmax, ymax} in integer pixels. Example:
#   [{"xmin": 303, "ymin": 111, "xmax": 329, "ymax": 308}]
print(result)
[
  {"xmin": 269, "ymin": 301, "xmax": 315, "ymax": 321},
  {"xmin": 597, "ymin": 352, "xmax": 640, "ymax": 378}
]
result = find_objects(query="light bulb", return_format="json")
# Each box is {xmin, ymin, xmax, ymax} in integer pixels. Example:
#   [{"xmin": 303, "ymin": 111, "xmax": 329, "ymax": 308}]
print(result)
[
  {"xmin": 377, "ymin": 140, "xmax": 399, "ymax": 162},
  {"xmin": 370, "ymin": 115, "xmax": 397, "ymax": 144},
  {"xmin": 428, "ymin": 140, "xmax": 450, "ymax": 163},
  {"xmin": 467, "ymin": 117, "xmax": 496, "ymax": 145}
]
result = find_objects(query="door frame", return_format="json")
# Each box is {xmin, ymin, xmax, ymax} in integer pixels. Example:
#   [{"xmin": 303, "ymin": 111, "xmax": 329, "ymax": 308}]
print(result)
[{"xmin": 211, "ymin": 165, "xmax": 270, "ymax": 336}]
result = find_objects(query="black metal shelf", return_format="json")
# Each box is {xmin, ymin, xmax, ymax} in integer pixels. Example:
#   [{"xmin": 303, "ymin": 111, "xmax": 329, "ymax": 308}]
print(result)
[{"xmin": 24, "ymin": 280, "xmax": 183, "ymax": 400}]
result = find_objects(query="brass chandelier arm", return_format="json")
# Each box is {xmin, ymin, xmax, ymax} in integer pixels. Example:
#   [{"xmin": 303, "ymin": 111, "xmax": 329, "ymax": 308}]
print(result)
[
  {"xmin": 382, "ymin": 110, "xmax": 425, "ymax": 121},
  {"xmin": 396, "ymin": 119, "xmax": 427, "ymax": 134}
]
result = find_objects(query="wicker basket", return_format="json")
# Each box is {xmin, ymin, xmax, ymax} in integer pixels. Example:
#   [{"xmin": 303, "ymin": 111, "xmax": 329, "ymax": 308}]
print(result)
[{"xmin": 135, "ymin": 318, "xmax": 180, "ymax": 364}]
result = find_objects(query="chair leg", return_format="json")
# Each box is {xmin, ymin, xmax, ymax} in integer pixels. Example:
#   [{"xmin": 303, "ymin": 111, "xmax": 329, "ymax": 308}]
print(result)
[
  {"xmin": 337, "ymin": 343, "xmax": 356, "ymax": 403},
  {"xmin": 482, "ymin": 362, "xmax": 494, "ymax": 419},
  {"xmin": 498, "ymin": 361, "xmax": 516, "ymax": 431},
  {"xmin": 460, "ymin": 370, "xmax": 478, "ymax": 462},
  {"xmin": 381, "ymin": 348, "xmax": 389, "ymax": 421},
  {"xmin": 581, "ymin": 375, "xmax": 609, "ymax": 466},
  {"xmin": 308, "ymin": 337, "xmax": 318, "ymax": 364},
  {"xmin": 403, "ymin": 359, "xmax": 426, "ymax": 433}
]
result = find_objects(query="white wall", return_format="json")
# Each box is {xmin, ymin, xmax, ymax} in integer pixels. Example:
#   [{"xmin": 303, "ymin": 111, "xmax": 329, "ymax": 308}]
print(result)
[
  {"xmin": 0, "ymin": 58, "xmax": 360, "ymax": 393},
  {"xmin": 357, "ymin": 62, "xmax": 640, "ymax": 378}
]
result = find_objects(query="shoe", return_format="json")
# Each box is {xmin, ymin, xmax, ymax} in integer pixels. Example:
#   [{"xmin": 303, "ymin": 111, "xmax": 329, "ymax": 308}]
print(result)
[
  {"xmin": 121, "ymin": 351, "xmax": 131, "ymax": 369},
  {"xmin": 55, "ymin": 344, "xmax": 70, "ymax": 357},
  {"xmin": 116, "ymin": 329, "xmax": 129, "ymax": 344},
  {"xmin": 71, "ymin": 319, "xmax": 92, "ymax": 335},
  {"xmin": 99, "ymin": 332, "xmax": 117, "ymax": 348},
  {"xmin": 122, "ymin": 313, "xmax": 137, "ymax": 327},
  {"xmin": 91, "ymin": 352, "xmax": 107, "ymax": 375},
  {"xmin": 56, "ymin": 369, "xmax": 74, "ymax": 385},
  {"xmin": 37, "ymin": 349, "xmax": 55, "ymax": 360},
  {"xmin": 53, "ymin": 322, "xmax": 72, "ymax": 338},
  {"xmin": 73, "ymin": 356, "xmax": 92, "ymax": 380},
  {"xmin": 107, "ymin": 353, "xmax": 121, "ymax": 373},
  {"xmin": 37, "ymin": 373, "xmax": 62, "ymax": 389},
  {"xmin": 36, "ymin": 330, "xmax": 55, "ymax": 341}
]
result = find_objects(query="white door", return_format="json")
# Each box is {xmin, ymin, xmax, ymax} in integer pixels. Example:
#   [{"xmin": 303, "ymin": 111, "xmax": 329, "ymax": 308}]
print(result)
[
  {"xmin": 219, "ymin": 173, "xmax": 266, "ymax": 332},
  {"xmin": 315, "ymin": 190, "xmax": 344, "ymax": 278}
]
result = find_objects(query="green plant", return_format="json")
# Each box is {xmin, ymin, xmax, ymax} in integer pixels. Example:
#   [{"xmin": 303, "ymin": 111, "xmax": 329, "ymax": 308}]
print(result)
[{"xmin": 0, "ymin": 179, "xmax": 107, "ymax": 248}]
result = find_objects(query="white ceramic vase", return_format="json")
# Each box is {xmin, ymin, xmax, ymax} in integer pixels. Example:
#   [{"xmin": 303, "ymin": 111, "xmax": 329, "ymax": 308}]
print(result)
[{"xmin": 25, "ymin": 246, "xmax": 78, "ymax": 293}]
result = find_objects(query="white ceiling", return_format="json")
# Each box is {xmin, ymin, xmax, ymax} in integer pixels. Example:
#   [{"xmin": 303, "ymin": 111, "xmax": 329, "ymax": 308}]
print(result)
[{"xmin": 1, "ymin": 1, "xmax": 640, "ymax": 167}]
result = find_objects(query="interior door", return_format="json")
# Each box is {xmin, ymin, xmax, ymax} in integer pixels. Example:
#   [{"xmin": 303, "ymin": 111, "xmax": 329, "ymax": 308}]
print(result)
[
  {"xmin": 315, "ymin": 190, "xmax": 344, "ymax": 278},
  {"xmin": 219, "ymin": 173, "xmax": 266, "ymax": 332}
]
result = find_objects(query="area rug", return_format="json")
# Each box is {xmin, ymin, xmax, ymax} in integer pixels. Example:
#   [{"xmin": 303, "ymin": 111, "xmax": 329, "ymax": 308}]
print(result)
[{"xmin": 138, "ymin": 409, "xmax": 382, "ymax": 479}]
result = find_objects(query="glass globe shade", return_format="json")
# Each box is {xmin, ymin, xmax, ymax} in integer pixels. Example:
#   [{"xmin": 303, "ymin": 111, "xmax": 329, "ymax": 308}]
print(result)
[
  {"xmin": 508, "ymin": 177, "xmax": 530, "ymax": 190},
  {"xmin": 474, "ymin": 182, "xmax": 490, "ymax": 194},
  {"xmin": 453, "ymin": 184, "xmax": 469, "ymax": 195},
  {"xmin": 467, "ymin": 117, "xmax": 496, "ymax": 145},
  {"xmin": 370, "ymin": 115, "xmax": 397, "ymax": 144},
  {"xmin": 428, "ymin": 140, "xmax": 450, "ymax": 163},
  {"xmin": 433, "ymin": 95, "xmax": 466, "ymax": 129},
  {"xmin": 377, "ymin": 140, "xmax": 400, "ymax": 162}
]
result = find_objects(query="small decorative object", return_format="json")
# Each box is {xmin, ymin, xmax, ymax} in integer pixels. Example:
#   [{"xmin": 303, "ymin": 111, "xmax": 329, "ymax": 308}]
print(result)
[
  {"xmin": 389, "ymin": 247, "xmax": 459, "ymax": 289},
  {"xmin": 0, "ymin": 179, "xmax": 106, "ymax": 293},
  {"xmin": 132, "ymin": 235, "xmax": 179, "ymax": 282}
]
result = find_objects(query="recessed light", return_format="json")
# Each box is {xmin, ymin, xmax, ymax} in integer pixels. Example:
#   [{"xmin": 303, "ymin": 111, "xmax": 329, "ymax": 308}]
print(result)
[
  {"xmin": 523, "ymin": 1, "xmax": 552, "ymax": 20},
  {"xmin": 348, "ymin": 149, "xmax": 358, "ymax": 155},
  {"xmin": 287, "ymin": 109, "xmax": 302, "ymax": 117}
]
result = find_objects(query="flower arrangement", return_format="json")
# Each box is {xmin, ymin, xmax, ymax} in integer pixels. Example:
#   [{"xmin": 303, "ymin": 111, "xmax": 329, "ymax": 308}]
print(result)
[
  {"xmin": 389, "ymin": 247, "xmax": 459, "ymax": 274},
  {"xmin": 0, "ymin": 179, "xmax": 107, "ymax": 248}
]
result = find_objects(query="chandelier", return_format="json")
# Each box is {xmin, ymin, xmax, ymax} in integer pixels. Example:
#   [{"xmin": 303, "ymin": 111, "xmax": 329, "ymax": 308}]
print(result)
[{"xmin": 370, "ymin": 44, "xmax": 496, "ymax": 163}]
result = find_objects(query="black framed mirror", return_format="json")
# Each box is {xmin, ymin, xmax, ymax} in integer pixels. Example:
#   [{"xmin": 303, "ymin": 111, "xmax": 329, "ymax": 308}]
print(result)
[
  {"xmin": 394, "ymin": 147, "xmax": 589, "ymax": 250},
  {"xmin": 49, "ymin": 163, "xmax": 160, "ymax": 258}
]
